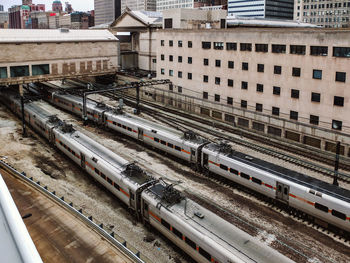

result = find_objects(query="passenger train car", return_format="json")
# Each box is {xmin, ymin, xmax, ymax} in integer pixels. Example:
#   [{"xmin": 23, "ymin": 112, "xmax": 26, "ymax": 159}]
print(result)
[
  {"xmin": 43, "ymin": 88, "xmax": 350, "ymax": 234},
  {"xmin": 0, "ymin": 90, "xmax": 294, "ymax": 263}
]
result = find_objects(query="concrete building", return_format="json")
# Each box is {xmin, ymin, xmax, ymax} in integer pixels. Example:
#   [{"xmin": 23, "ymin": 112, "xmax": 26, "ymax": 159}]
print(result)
[
  {"xmin": 8, "ymin": 5, "xmax": 31, "ymax": 29},
  {"xmin": 228, "ymin": 0, "xmax": 294, "ymax": 19},
  {"xmin": 94, "ymin": 0, "xmax": 121, "ymax": 25},
  {"xmin": 52, "ymin": 0, "xmax": 63, "ymax": 13},
  {"xmin": 0, "ymin": 12, "xmax": 9, "ymax": 28},
  {"xmin": 0, "ymin": 29, "xmax": 119, "ymax": 85},
  {"xmin": 295, "ymin": 0, "xmax": 350, "ymax": 28},
  {"xmin": 0, "ymin": 5, "xmax": 4, "ymax": 12},
  {"xmin": 30, "ymin": 11, "xmax": 50, "ymax": 29},
  {"xmin": 121, "ymin": 0, "xmax": 156, "ymax": 12},
  {"xmin": 156, "ymin": 0, "xmax": 224, "ymax": 11}
]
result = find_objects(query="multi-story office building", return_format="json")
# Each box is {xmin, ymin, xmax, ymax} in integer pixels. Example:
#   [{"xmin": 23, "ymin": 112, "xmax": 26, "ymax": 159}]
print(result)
[
  {"xmin": 0, "ymin": 5, "xmax": 4, "ymax": 12},
  {"xmin": 156, "ymin": 0, "xmax": 225, "ymax": 11},
  {"xmin": 150, "ymin": 9, "xmax": 350, "ymax": 156},
  {"xmin": 94, "ymin": 0, "xmax": 121, "ymax": 25},
  {"xmin": 228, "ymin": 0, "xmax": 294, "ymax": 20},
  {"xmin": 0, "ymin": 12, "xmax": 9, "ymax": 28},
  {"xmin": 295, "ymin": 0, "xmax": 350, "ymax": 28},
  {"xmin": 121, "ymin": 0, "xmax": 156, "ymax": 12}
]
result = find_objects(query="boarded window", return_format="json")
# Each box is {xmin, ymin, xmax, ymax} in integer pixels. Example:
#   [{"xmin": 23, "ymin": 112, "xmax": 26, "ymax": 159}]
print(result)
[
  {"xmin": 225, "ymin": 114, "xmax": 235, "ymax": 124},
  {"xmin": 252, "ymin": 122, "xmax": 264, "ymax": 132},
  {"xmin": 267, "ymin": 126, "xmax": 282, "ymax": 137},
  {"xmin": 51, "ymin": 63, "xmax": 58, "ymax": 75},
  {"xmin": 103, "ymin": 60, "xmax": 108, "ymax": 70},
  {"xmin": 10, "ymin": 66, "xmax": 29, "ymax": 77},
  {"xmin": 285, "ymin": 131, "xmax": 300, "ymax": 142},
  {"xmin": 303, "ymin": 136, "xmax": 321, "ymax": 148},
  {"xmin": 96, "ymin": 60, "xmax": 102, "ymax": 71}
]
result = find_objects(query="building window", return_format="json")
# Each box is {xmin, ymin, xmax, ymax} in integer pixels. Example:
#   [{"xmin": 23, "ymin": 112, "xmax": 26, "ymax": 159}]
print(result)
[
  {"xmin": 334, "ymin": 96, "xmax": 344, "ymax": 106},
  {"xmin": 333, "ymin": 47, "xmax": 350, "ymax": 57},
  {"xmin": 311, "ymin": 92, "xmax": 321, "ymax": 102},
  {"xmin": 313, "ymin": 70, "xmax": 322, "ymax": 79},
  {"xmin": 214, "ymin": 42, "xmax": 224, "ymax": 50},
  {"xmin": 164, "ymin": 18, "xmax": 173, "ymax": 28},
  {"xmin": 226, "ymin": 42, "xmax": 237, "ymax": 50},
  {"xmin": 188, "ymin": 57, "xmax": 192, "ymax": 64},
  {"xmin": 203, "ymin": 58, "xmax": 209, "ymax": 66},
  {"xmin": 241, "ymin": 81, "xmax": 248, "ymax": 90},
  {"xmin": 169, "ymin": 55, "xmax": 173, "ymax": 61},
  {"xmin": 310, "ymin": 46, "xmax": 328, "ymax": 56},
  {"xmin": 290, "ymin": 111, "xmax": 298, "ymax": 120},
  {"xmin": 272, "ymin": 44, "xmax": 286, "ymax": 54},
  {"xmin": 332, "ymin": 120, "xmax": 342, "ymax": 131},
  {"xmin": 228, "ymin": 61, "xmax": 234, "ymax": 69},
  {"xmin": 215, "ymin": 77, "xmax": 220, "ymax": 85},
  {"xmin": 215, "ymin": 60, "xmax": 221, "ymax": 67},
  {"xmin": 178, "ymin": 40, "xmax": 182, "ymax": 47},
  {"xmin": 0, "ymin": 67, "xmax": 7, "ymax": 79},
  {"xmin": 310, "ymin": 115, "xmax": 319, "ymax": 125},
  {"xmin": 291, "ymin": 89, "xmax": 300, "ymax": 99},
  {"xmin": 273, "ymin": 86, "xmax": 281, "ymax": 95},
  {"xmin": 187, "ymin": 73, "xmax": 192, "ymax": 80},
  {"xmin": 256, "ymin": 103, "xmax": 263, "ymax": 112},
  {"xmin": 161, "ymin": 68, "xmax": 164, "ymax": 75},
  {"xmin": 272, "ymin": 107, "xmax": 280, "ymax": 116},
  {"xmin": 292, "ymin": 67, "xmax": 301, "ymax": 77},
  {"xmin": 256, "ymin": 84, "xmax": 264, "ymax": 92},
  {"xmin": 178, "ymin": 71, "xmax": 182, "ymax": 78},
  {"xmin": 335, "ymin": 72, "xmax": 346, "ymax": 82},
  {"xmin": 215, "ymin": 94, "xmax": 220, "ymax": 102},
  {"xmin": 202, "ymin": 41, "xmax": 211, "ymax": 49},
  {"xmin": 169, "ymin": 84, "xmax": 173, "ymax": 91},
  {"xmin": 228, "ymin": 79, "xmax": 233, "ymax": 87},
  {"xmin": 169, "ymin": 40, "xmax": 173, "ymax": 47},
  {"xmin": 227, "ymin": 97, "xmax": 233, "ymax": 105},
  {"xmin": 274, "ymin": 65, "xmax": 282, "ymax": 75},
  {"xmin": 203, "ymin": 92, "xmax": 208, "ymax": 99},
  {"xmin": 10, "ymin": 66, "xmax": 30, "ymax": 77},
  {"xmin": 242, "ymin": 62, "xmax": 248, "ymax": 71},
  {"xmin": 257, "ymin": 64, "xmax": 264, "ymax": 72},
  {"xmin": 290, "ymin": 45, "xmax": 306, "ymax": 55},
  {"xmin": 240, "ymin": 43, "xmax": 252, "ymax": 51},
  {"xmin": 32, "ymin": 64, "xmax": 50, "ymax": 76},
  {"xmin": 203, "ymin": 75, "xmax": 208, "ymax": 82},
  {"xmin": 169, "ymin": 70, "xmax": 173, "ymax": 76},
  {"xmin": 241, "ymin": 100, "xmax": 247, "ymax": 108},
  {"xmin": 161, "ymin": 40, "xmax": 164, "ymax": 46},
  {"xmin": 178, "ymin": 56, "xmax": 182, "ymax": 63},
  {"xmin": 161, "ymin": 54, "xmax": 164, "ymax": 61},
  {"xmin": 188, "ymin": 41, "xmax": 192, "ymax": 48},
  {"xmin": 178, "ymin": 86, "xmax": 182, "ymax": 93},
  {"xmin": 255, "ymin": 44, "xmax": 268, "ymax": 52}
]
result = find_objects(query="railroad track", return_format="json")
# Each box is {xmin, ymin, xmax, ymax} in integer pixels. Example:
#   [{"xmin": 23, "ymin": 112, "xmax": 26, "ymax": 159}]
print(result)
[{"xmin": 100, "ymin": 91, "xmax": 350, "ymax": 183}]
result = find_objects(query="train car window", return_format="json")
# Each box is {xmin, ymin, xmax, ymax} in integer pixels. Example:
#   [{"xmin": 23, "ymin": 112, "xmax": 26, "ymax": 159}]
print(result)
[
  {"xmin": 167, "ymin": 143, "xmax": 174, "ymax": 148},
  {"xmin": 161, "ymin": 140, "xmax": 166, "ymax": 145},
  {"xmin": 161, "ymin": 219, "xmax": 171, "ymax": 230},
  {"xmin": 154, "ymin": 138, "xmax": 160, "ymax": 143},
  {"xmin": 331, "ymin": 210, "xmax": 346, "ymax": 220},
  {"xmin": 185, "ymin": 237, "xmax": 196, "ymax": 250},
  {"xmin": 252, "ymin": 177, "xmax": 262, "ymax": 185},
  {"xmin": 113, "ymin": 121, "xmax": 117, "ymax": 125},
  {"xmin": 130, "ymin": 193, "xmax": 135, "ymax": 200},
  {"xmin": 220, "ymin": 164, "xmax": 228, "ymax": 170},
  {"xmin": 127, "ymin": 127, "xmax": 132, "ymax": 131},
  {"xmin": 118, "ymin": 123, "xmax": 121, "ymax": 127},
  {"xmin": 284, "ymin": 187, "xmax": 288, "ymax": 195},
  {"xmin": 95, "ymin": 168, "xmax": 100, "ymax": 175},
  {"xmin": 316, "ymin": 192, "xmax": 322, "ymax": 198},
  {"xmin": 144, "ymin": 203, "xmax": 148, "ymax": 211},
  {"xmin": 114, "ymin": 184, "xmax": 120, "ymax": 191},
  {"xmin": 309, "ymin": 189, "xmax": 316, "ymax": 195},
  {"xmin": 315, "ymin": 203, "xmax": 328, "ymax": 213},
  {"xmin": 199, "ymin": 247, "xmax": 212, "ymax": 261},
  {"xmin": 172, "ymin": 227, "xmax": 182, "ymax": 239},
  {"xmin": 122, "ymin": 125, "xmax": 126, "ymax": 129},
  {"xmin": 175, "ymin": 146, "xmax": 181, "ymax": 151},
  {"xmin": 229, "ymin": 168, "xmax": 239, "ymax": 175},
  {"xmin": 240, "ymin": 173, "xmax": 250, "ymax": 180},
  {"xmin": 107, "ymin": 177, "xmax": 113, "ymax": 185},
  {"xmin": 278, "ymin": 185, "xmax": 282, "ymax": 192},
  {"xmin": 100, "ymin": 173, "xmax": 106, "ymax": 180},
  {"xmin": 72, "ymin": 151, "xmax": 76, "ymax": 156}
]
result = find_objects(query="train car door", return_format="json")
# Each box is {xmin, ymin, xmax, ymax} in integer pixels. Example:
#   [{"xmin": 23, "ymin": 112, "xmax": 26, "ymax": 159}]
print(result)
[
  {"xmin": 276, "ymin": 182, "xmax": 289, "ymax": 203},
  {"xmin": 129, "ymin": 191, "xmax": 136, "ymax": 211},
  {"xmin": 143, "ymin": 201, "xmax": 149, "ymax": 221},
  {"xmin": 138, "ymin": 128, "xmax": 144, "ymax": 141},
  {"xmin": 190, "ymin": 148, "xmax": 196, "ymax": 162},
  {"xmin": 80, "ymin": 153, "xmax": 86, "ymax": 169},
  {"xmin": 203, "ymin": 153, "xmax": 209, "ymax": 168}
]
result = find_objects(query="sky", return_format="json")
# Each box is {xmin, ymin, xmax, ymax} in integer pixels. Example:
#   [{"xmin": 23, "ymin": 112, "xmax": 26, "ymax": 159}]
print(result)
[{"xmin": 2, "ymin": 0, "xmax": 94, "ymax": 11}]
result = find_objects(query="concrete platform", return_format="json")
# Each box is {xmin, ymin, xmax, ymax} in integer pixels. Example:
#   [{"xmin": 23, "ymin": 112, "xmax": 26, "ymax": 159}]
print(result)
[{"xmin": 1, "ymin": 169, "xmax": 134, "ymax": 263}]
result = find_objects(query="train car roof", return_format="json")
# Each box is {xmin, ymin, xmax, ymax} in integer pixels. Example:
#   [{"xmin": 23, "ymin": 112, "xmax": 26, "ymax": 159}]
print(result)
[
  {"xmin": 55, "ymin": 93, "xmax": 107, "ymax": 114},
  {"xmin": 67, "ymin": 130, "xmax": 153, "ymax": 186},
  {"xmin": 146, "ymin": 183, "xmax": 293, "ymax": 263},
  {"xmin": 204, "ymin": 143, "xmax": 350, "ymax": 202}
]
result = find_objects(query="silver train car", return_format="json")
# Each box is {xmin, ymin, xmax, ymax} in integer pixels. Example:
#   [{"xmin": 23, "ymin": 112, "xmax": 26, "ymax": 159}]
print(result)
[
  {"xmin": 202, "ymin": 143, "xmax": 350, "ymax": 233},
  {"xmin": 1, "ymin": 91, "xmax": 294, "ymax": 263},
  {"xmin": 44, "ymin": 89, "xmax": 350, "ymax": 234}
]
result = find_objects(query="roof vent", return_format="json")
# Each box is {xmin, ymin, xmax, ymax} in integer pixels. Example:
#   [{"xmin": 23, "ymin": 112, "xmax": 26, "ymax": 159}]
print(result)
[
  {"xmin": 60, "ymin": 28, "xmax": 69, "ymax": 33},
  {"xmin": 194, "ymin": 211, "xmax": 204, "ymax": 219}
]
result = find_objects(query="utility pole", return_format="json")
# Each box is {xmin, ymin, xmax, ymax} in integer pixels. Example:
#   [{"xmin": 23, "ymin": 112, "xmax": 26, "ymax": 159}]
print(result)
[
  {"xmin": 333, "ymin": 141, "xmax": 340, "ymax": 186},
  {"xmin": 19, "ymin": 84, "xmax": 27, "ymax": 137}
]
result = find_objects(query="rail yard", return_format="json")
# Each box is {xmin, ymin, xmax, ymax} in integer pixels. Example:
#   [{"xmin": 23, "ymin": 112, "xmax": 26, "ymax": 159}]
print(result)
[{"xmin": 0, "ymin": 80, "xmax": 349, "ymax": 263}]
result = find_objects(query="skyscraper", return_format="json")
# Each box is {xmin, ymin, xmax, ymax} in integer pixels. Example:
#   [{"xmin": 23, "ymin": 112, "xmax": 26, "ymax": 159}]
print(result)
[
  {"xmin": 22, "ymin": 0, "xmax": 33, "ymax": 5},
  {"xmin": 121, "ymin": 0, "xmax": 156, "ymax": 12},
  {"xmin": 94, "ymin": 0, "xmax": 121, "ymax": 25},
  {"xmin": 228, "ymin": 0, "xmax": 294, "ymax": 20}
]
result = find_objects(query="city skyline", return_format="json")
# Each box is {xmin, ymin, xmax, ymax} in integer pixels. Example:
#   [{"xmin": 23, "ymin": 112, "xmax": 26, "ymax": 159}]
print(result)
[{"xmin": 2, "ymin": 0, "xmax": 94, "ymax": 11}]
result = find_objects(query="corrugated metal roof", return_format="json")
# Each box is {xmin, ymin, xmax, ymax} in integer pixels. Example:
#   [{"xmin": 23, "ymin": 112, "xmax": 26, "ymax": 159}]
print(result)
[{"xmin": 0, "ymin": 29, "xmax": 119, "ymax": 43}]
